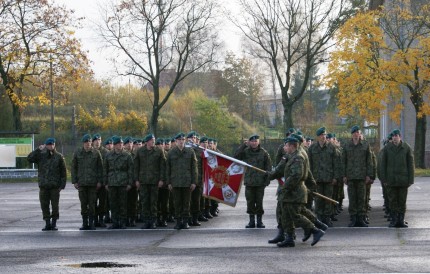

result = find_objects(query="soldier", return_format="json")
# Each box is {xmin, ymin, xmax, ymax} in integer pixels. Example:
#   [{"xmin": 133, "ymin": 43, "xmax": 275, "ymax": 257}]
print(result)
[
  {"xmin": 197, "ymin": 136, "xmax": 209, "ymax": 222},
  {"xmin": 380, "ymin": 129, "xmax": 414, "ymax": 228},
  {"xmin": 92, "ymin": 134, "xmax": 109, "ymax": 228},
  {"xmin": 27, "ymin": 138, "xmax": 67, "ymax": 231},
  {"xmin": 275, "ymin": 128, "xmax": 296, "ymax": 164},
  {"xmin": 166, "ymin": 133, "xmax": 198, "ymax": 230},
  {"xmin": 307, "ymin": 128, "xmax": 341, "ymax": 227},
  {"xmin": 208, "ymin": 138, "xmax": 221, "ymax": 217},
  {"xmin": 123, "ymin": 137, "xmax": 138, "ymax": 227},
  {"xmin": 186, "ymin": 131, "xmax": 203, "ymax": 226},
  {"xmin": 134, "ymin": 134, "xmax": 166, "ymax": 229},
  {"xmin": 104, "ymin": 138, "xmax": 114, "ymax": 151},
  {"xmin": 234, "ymin": 134, "xmax": 272, "ymax": 228},
  {"xmin": 342, "ymin": 125, "xmax": 374, "ymax": 227},
  {"xmin": 103, "ymin": 137, "xmax": 114, "ymax": 223},
  {"xmin": 71, "ymin": 134, "xmax": 103, "ymax": 230},
  {"xmin": 104, "ymin": 136, "xmax": 134, "ymax": 229},
  {"xmin": 327, "ymin": 133, "xmax": 344, "ymax": 218},
  {"xmin": 277, "ymin": 137, "xmax": 325, "ymax": 247},
  {"xmin": 304, "ymin": 137, "xmax": 313, "ymax": 150}
]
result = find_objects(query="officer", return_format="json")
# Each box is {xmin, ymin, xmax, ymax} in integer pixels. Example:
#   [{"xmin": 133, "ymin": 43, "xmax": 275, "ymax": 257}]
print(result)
[
  {"xmin": 342, "ymin": 125, "xmax": 374, "ymax": 227},
  {"xmin": 234, "ymin": 134, "xmax": 272, "ymax": 228},
  {"xmin": 277, "ymin": 137, "xmax": 325, "ymax": 247},
  {"xmin": 380, "ymin": 129, "xmax": 414, "ymax": 228},
  {"xmin": 92, "ymin": 133, "xmax": 109, "ymax": 228},
  {"xmin": 307, "ymin": 127, "xmax": 341, "ymax": 227},
  {"xmin": 134, "ymin": 134, "xmax": 166, "ymax": 229},
  {"xmin": 27, "ymin": 138, "xmax": 67, "ymax": 231},
  {"xmin": 166, "ymin": 132, "xmax": 198, "ymax": 230},
  {"xmin": 72, "ymin": 134, "xmax": 103, "ymax": 230},
  {"xmin": 104, "ymin": 136, "xmax": 134, "ymax": 229}
]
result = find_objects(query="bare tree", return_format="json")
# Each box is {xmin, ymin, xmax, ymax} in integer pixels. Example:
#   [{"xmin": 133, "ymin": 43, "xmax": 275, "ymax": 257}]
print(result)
[
  {"xmin": 233, "ymin": 0, "xmax": 356, "ymax": 130},
  {"xmin": 97, "ymin": 0, "xmax": 221, "ymax": 135}
]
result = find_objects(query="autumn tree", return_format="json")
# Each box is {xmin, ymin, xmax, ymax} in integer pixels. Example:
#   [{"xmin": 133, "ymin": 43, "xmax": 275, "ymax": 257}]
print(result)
[
  {"xmin": 233, "ymin": 0, "xmax": 358, "ymax": 131},
  {"xmin": 97, "ymin": 0, "xmax": 221, "ymax": 135},
  {"xmin": 0, "ymin": 0, "xmax": 90, "ymax": 131},
  {"xmin": 326, "ymin": 2, "xmax": 430, "ymax": 167},
  {"xmin": 221, "ymin": 53, "xmax": 264, "ymax": 124}
]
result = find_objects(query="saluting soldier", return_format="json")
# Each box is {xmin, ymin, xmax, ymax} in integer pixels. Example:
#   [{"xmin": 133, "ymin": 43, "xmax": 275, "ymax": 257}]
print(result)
[
  {"xmin": 104, "ymin": 136, "xmax": 134, "ymax": 229},
  {"xmin": 72, "ymin": 134, "xmax": 103, "ymax": 230},
  {"xmin": 342, "ymin": 125, "xmax": 374, "ymax": 227},
  {"xmin": 27, "ymin": 137, "xmax": 67, "ymax": 231},
  {"xmin": 234, "ymin": 134, "xmax": 272, "ymax": 229},
  {"xmin": 166, "ymin": 133, "xmax": 198, "ymax": 230},
  {"xmin": 134, "ymin": 134, "xmax": 166, "ymax": 229},
  {"xmin": 92, "ymin": 133, "xmax": 109, "ymax": 228},
  {"xmin": 380, "ymin": 129, "xmax": 414, "ymax": 228}
]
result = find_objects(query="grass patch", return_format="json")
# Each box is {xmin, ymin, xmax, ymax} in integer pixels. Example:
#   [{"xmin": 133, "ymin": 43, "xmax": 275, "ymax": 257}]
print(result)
[{"xmin": 415, "ymin": 168, "xmax": 430, "ymax": 177}]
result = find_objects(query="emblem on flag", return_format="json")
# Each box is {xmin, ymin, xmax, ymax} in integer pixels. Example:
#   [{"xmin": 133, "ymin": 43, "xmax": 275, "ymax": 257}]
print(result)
[{"xmin": 203, "ymin": 152, "xmax": 245, "ymax": 207}]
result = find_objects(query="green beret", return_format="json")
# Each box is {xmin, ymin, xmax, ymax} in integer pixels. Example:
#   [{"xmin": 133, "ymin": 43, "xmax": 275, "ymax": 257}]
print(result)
[
  {"xmin": 44, "ymin": 137, "xmax": 56, "ymax": 145},
  {"xmin": 391, "ymin": 129, "xmax": 401, "ymax": 136},
  {"xmin": 175, "ymin": 132, "xmax": 186, "ymax": 140},
  {"xmin": 351, "ymin": 125, "xmax": 360, "ymax": 134},
  {"xmin": 81, "ymin": 134, "xmax": 92, "ymax": 142},
  {"xmin": 316, "ymin": 127, "xmax": 326, "ymax": 136},
  {"xmin": 296, "ymin": 131, "xmax": 303, "ymax": 136},
  {"xmin": 200, "ymin": 136, "xmax": 208, "ymax": 143},
  {"xmin": 104, "ymin": 138, "xmax": 113, "ymax": 145},
  {"xmin": 326, "ymin": 133, "xmax": 334, "ymax": 139},
  {"xmin": 387, "ymin": 133, "xmax": 393, "ymax": 140},
  {"xmin": 112, "ymin": 136, "xmax": 123, "ymax": 145},
  {"xmin": 291, "ymin": 133, "xmax": 304, "ymax": 143},
  {"xmin": 92, "ymin": 133, "xmax": 101, "ymax": 142},
  {"xmin": 284, "ymin": 137, "xmax": 298, "ymax": 144},
  {"xmin": 249, "ymin": 134, "xmax": 259, "ymax": 141},
  {"xmin": 306, "ymin": 137, "xmax": 313, "ymax": 141},
  {"xmin": 133, "ymin": 139, "xmax": 143, "ymax": 144},
  {"xmin": 187, "ymin": 131, "xmax": 196, "ymax": 138},
  {"xmin": 143, "ymin": 134, "xmax": 155, "ymax": 143},
  {"xmin": 164, "ymin": 138, "xmax": 171, "ymax": 144},
  {"xmin": 123, "ymin": 136, "xmax": 133, "ymax": 144},
  {"xmin": 155, "ymin": 138, "xmax": 163, "ymax": 145}
]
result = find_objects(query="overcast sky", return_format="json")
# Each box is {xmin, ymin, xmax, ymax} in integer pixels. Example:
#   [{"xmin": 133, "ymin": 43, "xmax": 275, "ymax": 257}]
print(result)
[{"xmin": 55, "ymin": 0, "xmax": 243, "ymax": 85}]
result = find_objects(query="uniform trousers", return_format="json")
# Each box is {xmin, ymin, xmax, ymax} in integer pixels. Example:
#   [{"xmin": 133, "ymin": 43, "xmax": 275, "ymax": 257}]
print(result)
[
  {"xmin": 347, "ymin": 179, "xmax": 366, "ymax": 216},
  {"xmin": 39, "ymin": 187, "xmax": 60, "ymax": 220},
  {"xmin": 78, "ymin": 186, "xmax": 97, "ymax": 217},
  {"xmin": 173, "ymin": 187, "xmax": 191, "ymax": 219},
  {"xmin": 386, "ymin": 186, "xmax": 408, "ymax": 214},
  {"xmin": 109, "ymin": 186, "xmax": 127, "ymax": 221},
  {"xmin": 140, "ymin": 184, "xmax": 159, "ymax": 220},
  {"xmin": 245, "ymin": 185, "xmax": 265, "ymax": 215}
]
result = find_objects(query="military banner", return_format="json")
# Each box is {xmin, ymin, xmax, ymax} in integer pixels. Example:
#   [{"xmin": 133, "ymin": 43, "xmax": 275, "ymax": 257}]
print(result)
[{"xmin": 202, "ymin": 150, "xmax": 245, "ymax": 207}]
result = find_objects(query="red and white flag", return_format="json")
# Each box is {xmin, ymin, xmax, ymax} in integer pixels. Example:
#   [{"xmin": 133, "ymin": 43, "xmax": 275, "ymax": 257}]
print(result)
[{"xmin": 202, "ymin": 150, "xmax": 245, "ymax": 207}]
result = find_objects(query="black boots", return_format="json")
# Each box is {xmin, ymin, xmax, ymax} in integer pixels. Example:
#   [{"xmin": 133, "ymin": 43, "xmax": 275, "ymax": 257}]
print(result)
[
  {"xmin": 277, "ymin": 233, "xmax": 295, "ymax": 247},
  {"xmin": 108, "ymin": 219, "xmax": 120, "ymax": 229},
  {"xmin": 190, "ymin": 215, "xmax": 201, "ymax": 226},
  {"xmin": 42, "ymin": 219, "xmax": 51, "ymax": 231},
  {"xmin": 355, "ymin": 215, "xmax": 368, "ymax": 227},
  {"xmin": 88, "ymin": 216, "xmax": 96, "ymax": 230},
  {"xmin": 256, "ymin": 215, "xmax": 265, "ymax": 228},
  {"xmin": 268, "ymin": 228, "xmax": 285, "ymax": 244},
  {"xmin": 174, "ymin": 218, "xmax": 182, "ymax": 230},
  {"xmin": 396, "ymin": 213, "xmax": 408, "ymax": 228},
  {"xmin": 304, "ymin": 218, "xmax": 327, "ymax": 242},
  {"xmin": 314, "ymin": 219, "xmax": 329, "ymax": 231},
  {"xmin": 348, "ymin": 215, "xmax": 357, "ymax": 227},
  {"xmin": 98, "ymin": 214, "xmax": 106, "ymax": 228},
  {"xmin": 51, "ymin": 219, "xmax": 58, "ymax": 231},
  {"xmin": 310, "ymin": 228, "xmax": 325, "ymax": 246},
  {"xmin": 80, "ymin": 216, "xmax": 89, "ymax": 230},
  {"xmin": 246, "ymin": 215, "xmax": 255, "ymax": 228}
]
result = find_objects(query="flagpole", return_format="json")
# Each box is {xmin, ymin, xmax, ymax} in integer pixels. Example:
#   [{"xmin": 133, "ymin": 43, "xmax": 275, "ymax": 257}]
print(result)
[{"xmin": 189, "ymin": 142, "xmax": 267, "ymax": 174}]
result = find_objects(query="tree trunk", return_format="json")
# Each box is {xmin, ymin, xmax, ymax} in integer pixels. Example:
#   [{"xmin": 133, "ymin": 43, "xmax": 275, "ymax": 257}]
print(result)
[
  {"xmin": 282, "ymin": 102, "xmax": 294, "ymax": 132},
  {"xmin": 149, "ymin": 107, "xmax": 159, "ymax": 136},
  {"xmin": 11, "ymin": 101, "xmax": 23, "ymax": 131},
  {"xmin": 414, "ymin": 114, "xmax": 426, "ymax": 168}
]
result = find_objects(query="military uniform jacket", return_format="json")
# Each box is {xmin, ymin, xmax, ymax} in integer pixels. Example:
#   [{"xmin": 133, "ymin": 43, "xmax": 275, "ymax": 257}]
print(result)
[
  {"xmin": 282, "ymin": 150, "xmax": 308, "ymax": 204},
  {"xmin": 97, "ymin": 146, "xmax": 110, "ymax": 160},
  {"xmin": 71, "ymin": 147, "xmax": 103, "ymax": 186},
  {"xmin": 234, "ymin": 143, "xmax": 272, "ymax": 187},
  {"xmin": 166, "ymin": 146, "xmax": 198, "ymax": 187},
  {"xmin": 308, "ymin": 141, "xmax": 341, "ymax": 182},
  {"xmin": 342, "ymin": 139, "xmax": 374, "ymax": 180},
  {"xmin": 379, "ymin": 141, "xmax": 414, "ymax": 187},
  {"xmin": 194, "ymin": 147, "xmax": 204, "ymax": 186},
  {"xmin": 27, "ymin": 148, "xmax": 67, "ymax": 189},
  {"xmin": 104, "ymin": 150, "xmax": 134, "ymax": 187},
  {"xmin": 134, "ymin": 146, "xmax": 166, "ymax": 185}
]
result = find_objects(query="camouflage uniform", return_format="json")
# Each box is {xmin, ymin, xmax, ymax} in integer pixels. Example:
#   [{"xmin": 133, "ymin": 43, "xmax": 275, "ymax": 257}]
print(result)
[
  {"xmin": 166, "ymin": 145, "xmax": 198, "ymax": 227},
  {"xmin": 27, "ymin": 144, "xmax": 67, "ymax": 230},
  {"xmin": 134, "ymin": 145, "xmax": 166, "ymax": 228},
  {"xmin": 95, "ymin": 145, "xmax": 110, "ymax": 226},
  {"xmin": 342, "ymin": 138, "xmax": 374, "ymax": 226},
  {"xmin": 104, "ymin": 149, "xmax": 134, "ymax": 229},
  {"xmin": 71, "ymin": 146, "xmax": 103, "ymax": 229},
  {"xmin": 380, "ymin": 140, "xmax": 414, "ymax": 227}
]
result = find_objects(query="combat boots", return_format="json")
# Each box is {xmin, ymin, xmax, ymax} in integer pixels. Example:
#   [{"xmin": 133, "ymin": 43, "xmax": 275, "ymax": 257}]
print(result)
[
  {"xmin": 80, "ymin": 216, "xmax": 89, "ymax": 230},
  {"xmin": 51, "ymin": 219, "xmax": 58, "ymax": 231},
  {"xmin": 204, "ymin": 208, "xmax": 213, "ymax": 219},
  {"xmin": 128, "ymin": 217, "xmax": 136, "ymax": 227},
  {"xmin": 268, "ymin": 227, "xmax": 285, "ymax": 244},
  {"xmin": 119, "ymin": 219, "xmax": 127, "ymax": 229},
  {"xmin": 246, "ymin": 215, "xmax": 256, "ymax": 228},
  {"xmin": 191, "ymin": 215, "xmax": 201, "ymax": 226},
  {"xmin": 181, "ymin": 218, "xmax": 190, "ymax": 229},
  {"xmin": 277, "ymin": 233, "xmax": 295, "ymax": 247},
  {"xmin": 42, "ymin": 219, "xmax": 51, "ymax": 231},
  {"xmin": 158, "ymin": 216, "xmax": 168, "ymax": 227},
  {"xmin": 98, "ymin": 214, "xmax": 106, "ymax": 228},
  {"xmin": 198, "ymin": 213, "xmax": 208, "ymax": 222},
  {"xmin": 149, "ymin": 217, "xmax": 157, "ymax": 229},
  {"xmin": 88, "ymin": 216, "xmax": 96, "ymax": 230},
  {"xmin": 355, "ymin": 215, "xmax": 368, "ymax": 227},
  {"xmin": 108, "ymin": 219, "xmax": 120, "ymax": 229},
  {"xmin": 174, "ymin": 218, "xmax": 182, "ymax": 230},
  {"xmin": 396, "ymin": 213, "xmax": 408, "ymax": 228},
  {"xmin": 348, "ymin": 215, "xmax": 357, "ymax": 227},
  {"xmin": 310, "ymin": 228, "xmax": 325, "ymax": 246},
  {"xmin": 256, "ymin": 215, "xmax": 265, "ymax": 228},
  {"xmin": 314, "ymin": 219, "xmax": 329, "ymax": 231}
]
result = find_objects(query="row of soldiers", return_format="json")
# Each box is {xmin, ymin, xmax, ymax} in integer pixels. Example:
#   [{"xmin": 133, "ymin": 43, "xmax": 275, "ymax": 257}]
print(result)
[
  {"xmin": 27, "ymin": 131, "xmax": 221, "ymax": 231},
  {"xmin": 234, "ymin": 125, "xmax": 414, "ymax": 248}
]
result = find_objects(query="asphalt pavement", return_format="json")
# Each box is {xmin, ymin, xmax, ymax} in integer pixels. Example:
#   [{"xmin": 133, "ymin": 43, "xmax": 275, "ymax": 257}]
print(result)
[{"xmin": 0, "ymin": 178, "xmax": 429, "ymax": 273}]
